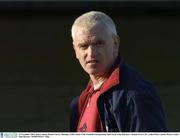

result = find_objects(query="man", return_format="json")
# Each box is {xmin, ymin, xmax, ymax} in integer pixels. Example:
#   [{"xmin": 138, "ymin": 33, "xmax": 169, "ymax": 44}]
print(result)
[{"xmin": 70, "ymin": 11, "xmax": 167, "ymax": 132}]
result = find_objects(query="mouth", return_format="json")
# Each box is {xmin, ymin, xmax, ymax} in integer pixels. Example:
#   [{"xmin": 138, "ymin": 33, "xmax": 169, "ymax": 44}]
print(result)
[{"xmin": 86, "ymin": 60, "xmax": 98, "ymax": 64}]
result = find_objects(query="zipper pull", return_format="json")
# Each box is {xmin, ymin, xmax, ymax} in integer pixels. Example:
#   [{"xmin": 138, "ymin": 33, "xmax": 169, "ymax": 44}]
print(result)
[{"xmin": 87, "ymin": 93, "xmax": 92, "ymax": 108}]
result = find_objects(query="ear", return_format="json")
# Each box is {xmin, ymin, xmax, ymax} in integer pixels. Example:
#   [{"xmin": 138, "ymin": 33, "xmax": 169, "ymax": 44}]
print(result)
[
  {"xmin": 114, "ymin": 35, "xmax": 120, "ymax": 48},
  {"xmin": 73, "ymin": 43, "xmax": 79, "ymax": 59},
  {"xmin": 113, "ymin": 35, "xmax": 120, "ymax": 56}
]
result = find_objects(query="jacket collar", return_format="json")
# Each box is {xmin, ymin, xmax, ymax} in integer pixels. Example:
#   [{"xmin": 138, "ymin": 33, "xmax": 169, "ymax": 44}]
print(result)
[{"xmin": 78, "ymin": 62, "xmax": 120, "ymax": 113}]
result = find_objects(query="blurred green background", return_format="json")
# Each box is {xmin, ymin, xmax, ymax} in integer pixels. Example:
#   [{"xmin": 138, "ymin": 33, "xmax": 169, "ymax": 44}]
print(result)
[{"xmin": 0, "ymin": 1, "xmax": 179, "ymax": 132}]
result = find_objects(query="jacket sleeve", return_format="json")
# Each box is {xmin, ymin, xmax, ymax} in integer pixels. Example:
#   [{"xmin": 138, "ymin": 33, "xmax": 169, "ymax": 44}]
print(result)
[
  {"xmin": 70, "ymin": 96, "xmax": 79, "ymax": 132},
  {"xmin": 124, "ymin": 88, "xmax": 168, "ymax": 132}
]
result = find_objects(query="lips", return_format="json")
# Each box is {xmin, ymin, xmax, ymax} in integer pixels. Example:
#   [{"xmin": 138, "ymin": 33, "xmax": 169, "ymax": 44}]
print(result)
[{"xmin": 86, "ymin": 60, "xmax": 98, "ymax": 64}]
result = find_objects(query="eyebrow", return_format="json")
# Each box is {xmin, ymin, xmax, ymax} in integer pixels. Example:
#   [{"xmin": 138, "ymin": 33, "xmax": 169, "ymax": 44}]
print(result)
[{"xmin": 78, "ymin": 39, "xmax": 104, "ymax": 46}]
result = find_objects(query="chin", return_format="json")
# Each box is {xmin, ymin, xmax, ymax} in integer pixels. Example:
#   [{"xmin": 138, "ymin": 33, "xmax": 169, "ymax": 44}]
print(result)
[
  {"xmin": 86, "ymin": 68, "xmax": 104, "ymax": 76},
  {"xmin": 86, "ymin": 69, "xmax": 99, "ymax": 75}
]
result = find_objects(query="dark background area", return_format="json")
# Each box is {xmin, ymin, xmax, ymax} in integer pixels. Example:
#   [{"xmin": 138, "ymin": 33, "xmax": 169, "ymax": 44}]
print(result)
[{"xmin": 0, "ymin": 1, "xmax": 179, "ymax": 131}]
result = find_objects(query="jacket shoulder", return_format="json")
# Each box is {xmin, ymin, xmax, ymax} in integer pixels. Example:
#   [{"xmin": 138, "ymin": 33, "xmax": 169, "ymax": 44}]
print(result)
[
  {"xmin": 108, "ymin": 63, "xmax": 167, "ymax": 131},
  {"xmin": 119, "ymin": 63, "xmax": 155, "ymax": 92},
  {"xmin": 115, "ymin": 63, "xmax": 160, "ymax": 101}
]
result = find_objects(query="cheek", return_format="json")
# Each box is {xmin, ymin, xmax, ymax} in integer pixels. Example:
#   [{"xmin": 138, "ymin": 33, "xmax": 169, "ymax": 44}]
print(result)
[
  {"xmin": 102, "ymin": 46, "xmax": 115, "ymax": 64},
  {"xmin": 77, "ymin": 51, "xmax": 86, "ymax": 64},
  {"xmin": 103, "ymin": 45, "xmax": 113, "ymax": 57},
  {"xmin": 75, "ymin": 49, "xmax": 82, "ymax": 59}
]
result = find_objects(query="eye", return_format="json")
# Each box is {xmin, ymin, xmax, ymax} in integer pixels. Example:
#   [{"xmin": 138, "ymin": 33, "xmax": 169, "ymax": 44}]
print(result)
[
  {"xmin": 79, "ymin": 44, "xmax": 88, "ymax": 50},
  {"xmin": 94, "ymin": 40, "xmax": 104, "ymax": 46}
]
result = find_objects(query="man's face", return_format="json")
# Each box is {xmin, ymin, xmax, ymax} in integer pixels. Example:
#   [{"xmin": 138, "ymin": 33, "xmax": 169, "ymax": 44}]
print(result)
[{"xmin": 72, "ymin": 24, "xmax": 119, "ymax": 77}]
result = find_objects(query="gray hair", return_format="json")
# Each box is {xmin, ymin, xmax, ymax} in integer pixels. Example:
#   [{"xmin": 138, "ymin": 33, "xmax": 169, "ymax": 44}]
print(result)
[{"xmin": 71, "ymin": 11, "xmax": 117, "ymax": 39}]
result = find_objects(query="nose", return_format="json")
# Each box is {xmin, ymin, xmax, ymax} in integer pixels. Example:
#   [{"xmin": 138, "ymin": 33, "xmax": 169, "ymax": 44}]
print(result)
[{"xmin": 87, "ymin": 45, "xmax": 97, "ymax": 58}]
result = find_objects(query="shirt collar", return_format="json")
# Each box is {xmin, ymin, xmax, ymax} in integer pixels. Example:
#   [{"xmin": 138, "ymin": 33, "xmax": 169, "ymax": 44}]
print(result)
[{"xmin": 83, "ymin": 64, "xmax": 120, "ymax": 94}]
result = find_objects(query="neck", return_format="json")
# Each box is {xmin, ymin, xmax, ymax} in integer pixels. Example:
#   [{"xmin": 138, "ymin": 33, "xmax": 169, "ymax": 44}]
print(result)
[
  {"xmin": 90, "ymin": 74, "xmax": 107, "ymax": 90},
  {"xmin": 90, "ymin": 57, "xmax": 121, "ymax": 90}
]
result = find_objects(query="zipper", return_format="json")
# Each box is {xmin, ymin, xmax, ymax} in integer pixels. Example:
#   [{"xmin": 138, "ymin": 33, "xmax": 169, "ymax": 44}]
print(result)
[{"xmin": 87, "ymin": 92, "xmax": 93, "ymax": 108}]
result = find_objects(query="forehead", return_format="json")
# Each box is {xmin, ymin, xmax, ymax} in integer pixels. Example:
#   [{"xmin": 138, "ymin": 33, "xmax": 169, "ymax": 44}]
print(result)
[{"xmin": 73, "ymin": 24, "xmax": 111, "ymax": 43}]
